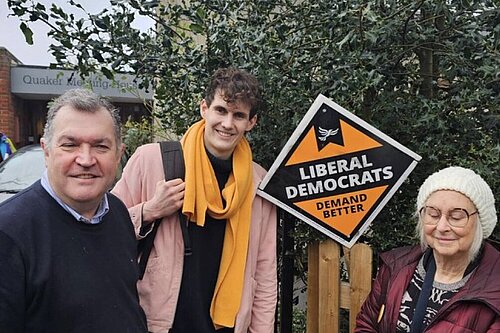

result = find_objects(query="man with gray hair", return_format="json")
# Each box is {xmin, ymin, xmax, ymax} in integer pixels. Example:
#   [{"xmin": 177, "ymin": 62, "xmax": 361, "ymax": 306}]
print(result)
[{"xmin": 0, "ymin": 88, "xmax": 147, "ymax": 332}]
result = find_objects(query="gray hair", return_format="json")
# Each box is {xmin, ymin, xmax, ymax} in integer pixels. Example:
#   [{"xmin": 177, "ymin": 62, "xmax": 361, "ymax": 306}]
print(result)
[
  {"xmin": 43, "ymin": 88, "xmax": 122, "ymax": 148},
  {"xmin": 417, "ymin": 208, "xmax": 484, "ymax": 263}
]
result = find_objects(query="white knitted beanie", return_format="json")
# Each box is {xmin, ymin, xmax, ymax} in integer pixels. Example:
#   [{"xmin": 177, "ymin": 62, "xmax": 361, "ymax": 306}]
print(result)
[{"xmin": 417, "ymin": 166, "xmax": 497, "ymax": 238}]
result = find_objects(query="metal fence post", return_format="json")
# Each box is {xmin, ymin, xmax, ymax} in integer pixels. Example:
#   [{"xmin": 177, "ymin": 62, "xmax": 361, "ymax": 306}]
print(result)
[{"xmin": 280, "ymin": 209, "xmax": 294, "ymax": 333}]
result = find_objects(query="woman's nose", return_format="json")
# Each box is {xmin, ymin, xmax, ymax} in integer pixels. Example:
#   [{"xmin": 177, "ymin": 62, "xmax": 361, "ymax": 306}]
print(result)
[{"xmin": 435, "ymin": 214, "xmax": 451, "ymax": 231}]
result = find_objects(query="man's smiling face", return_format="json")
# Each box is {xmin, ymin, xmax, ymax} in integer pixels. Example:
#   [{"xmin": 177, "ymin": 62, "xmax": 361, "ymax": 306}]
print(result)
[
  {"xmin": 41, "ymin": 105, "xmax": 122, "ymax": 218},
  {"xmin": 200, "ymin": 90, "xmax": 257, "ymax": 160}
]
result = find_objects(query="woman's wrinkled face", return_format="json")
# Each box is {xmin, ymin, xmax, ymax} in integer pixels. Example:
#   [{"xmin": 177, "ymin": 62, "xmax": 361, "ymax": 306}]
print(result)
[{"xmin": 422, "ymin": 190, "xmax": 478, "ymax": 260}]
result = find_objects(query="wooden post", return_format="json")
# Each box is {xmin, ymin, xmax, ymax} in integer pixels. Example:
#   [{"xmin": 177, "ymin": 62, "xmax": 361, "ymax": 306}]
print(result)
[
  {"xmin": 318, "ymin": 240, "xmax": 340, "ymax": 333},
  {"xmin": 307, "ymin": 240, "xmax": 372, "ymax": 333},
  {"xmin": 349, "ymin": 243, "xmax": 373, "ymax": 332}
]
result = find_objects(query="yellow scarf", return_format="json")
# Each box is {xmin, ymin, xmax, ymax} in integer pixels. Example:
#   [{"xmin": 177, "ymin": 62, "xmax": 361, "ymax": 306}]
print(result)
[{"xmin": 181, "ymin": 119, "xmax": 254, "ymax": 328}]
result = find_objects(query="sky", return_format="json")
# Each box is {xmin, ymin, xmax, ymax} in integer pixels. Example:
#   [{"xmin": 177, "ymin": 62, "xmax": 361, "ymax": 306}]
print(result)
[{"xmin": 0, "ymin": 0, "xmax": 153, "ymax": 66}]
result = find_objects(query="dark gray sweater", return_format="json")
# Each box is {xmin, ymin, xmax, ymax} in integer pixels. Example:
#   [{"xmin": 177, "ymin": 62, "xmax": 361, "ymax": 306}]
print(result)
[{"xmin": 0, "ymin": 181, "xmax": 147, "ymax": 333}]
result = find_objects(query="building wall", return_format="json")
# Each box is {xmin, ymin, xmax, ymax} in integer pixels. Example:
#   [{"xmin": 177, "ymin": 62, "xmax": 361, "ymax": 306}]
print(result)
[
  {"xmin": 1, "ymin": 47, "xmax": 152, "ymax": 148},
  {"xmin": 0, "ymin": 47, "xmax": 20, "ymax": 144}
]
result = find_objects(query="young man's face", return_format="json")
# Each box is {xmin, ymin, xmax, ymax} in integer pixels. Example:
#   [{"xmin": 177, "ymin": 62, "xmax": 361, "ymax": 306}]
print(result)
[
  {"xmin": 41, "ymin": 105, "xmax": 123, "ymax": 218},
  {"xmin": 200, "ymin": 90, "xmax": 257, "ymax": 160}
]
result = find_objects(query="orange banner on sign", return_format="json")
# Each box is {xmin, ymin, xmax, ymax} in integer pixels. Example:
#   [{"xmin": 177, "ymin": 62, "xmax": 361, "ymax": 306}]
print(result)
[
  {"xmin": 286, "ymin": 120, "xmax": 382, "ymax": 166},
  {"xmin": 293, "ymin": 186, "xmax": 388, "ymax": 236}
]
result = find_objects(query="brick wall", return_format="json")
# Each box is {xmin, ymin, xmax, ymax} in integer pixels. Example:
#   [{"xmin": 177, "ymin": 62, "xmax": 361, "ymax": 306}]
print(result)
[{"xmin": 0, "ymin": 48, "xmax": 19, "ymax": 143}]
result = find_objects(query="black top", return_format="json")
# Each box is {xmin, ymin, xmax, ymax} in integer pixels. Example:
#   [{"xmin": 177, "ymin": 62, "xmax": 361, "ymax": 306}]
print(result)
[
  {"xmin": 0, "ymin": 181, "xmax": 147, "ymax": 333},
  {"xmin": 170, "ymin": 152, "xmax": 234, "ymax": 333}
]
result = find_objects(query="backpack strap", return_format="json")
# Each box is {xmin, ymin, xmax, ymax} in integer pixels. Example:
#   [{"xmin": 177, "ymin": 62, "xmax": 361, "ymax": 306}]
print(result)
[
  {"xmin": 160, "ymin": 141, "xmax": 185, "ymax": 181},
  {"xmin": 159, "ymin": 141, "xmax": 191, "ymax": 257},
  {"xmin": 410, "ymin": 250, "xmax": 435, "ymax": 333},
  {"xmin": 137, "ymin": 141, "xmax": 190, "ymax": 280}
]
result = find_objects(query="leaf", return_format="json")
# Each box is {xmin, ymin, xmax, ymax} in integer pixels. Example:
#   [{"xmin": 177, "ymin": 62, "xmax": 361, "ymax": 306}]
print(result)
[
  {"xmin": 95, "ymin": 18, "xmax": 108, "ymax": 30},
  {"xmin": 189, "ymin": 23, "xmax": 204, "ymax": 34},
  {"xmin": 35, "ymin": 3, "xmax": 46, "ymax": 11},
  {"xmin": 20, "ymin": 22, "xmax": 33, "ymax": 45},
  {"xmin": 68, "ymin": 0, "xmax": 84, "ymax": 10},
  {"xmin": 111, "ymin": 57, "xmax": 122, "ymax": 69},
  {"xmin": 93, "ymin": 50, "xmax": 105, "ymax": 62},
  {"xmin": 61, "ymin": 40, "xmax": 73, "ymax": 48},
  {"xmin": 337, "ymin": 30, "xmax": 354, "ymax": 49},
  {"xmin": 195, "ymin": 7, "xmax": 206, "ymax": 20},
  {"xmin": 101, "ymin": 67, "xmax": 114, "ymax": 80}
]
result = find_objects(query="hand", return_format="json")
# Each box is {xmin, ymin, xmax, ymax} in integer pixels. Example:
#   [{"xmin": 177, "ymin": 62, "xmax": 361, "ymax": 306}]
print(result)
[{"xmin": 142, "ymin": 178, "xmax": 185, "ymax": 223}]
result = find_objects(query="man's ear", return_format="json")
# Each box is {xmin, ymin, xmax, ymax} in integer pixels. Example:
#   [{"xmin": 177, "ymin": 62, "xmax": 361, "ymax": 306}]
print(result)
[
  {"xmin": 200, "ymin": 99, "xmax": 208, "ymax": 118},
  {"xmin": 118, "ymin": 143, "xmax": 125, "ymax": 161},
  {"xmin": 246, "ymin": 115, "xmax": 257, "ymax": 132},
  {"xmin": 40, "ymin": 138, "xmax": 50, "ymax": 165}
]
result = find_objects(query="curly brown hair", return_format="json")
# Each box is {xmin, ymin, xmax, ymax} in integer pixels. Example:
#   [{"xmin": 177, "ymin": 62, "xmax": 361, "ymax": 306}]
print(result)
[{"xmin": 204, "ymin": 67, "xmax": 263, "ymax": 119}]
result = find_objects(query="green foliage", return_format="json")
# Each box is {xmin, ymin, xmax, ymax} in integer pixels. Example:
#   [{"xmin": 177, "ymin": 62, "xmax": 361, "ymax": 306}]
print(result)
[
  {"xmin": 122, "ymin": 114, "xmax": 180, "ymax": 156},
  {"xmin": 19, "ymin": 22, "xmax": 33, "ymax": 44},
  {"xmin": 9, "ymin": 0, "xmax": 499, "ymax": 273},
  {"xmin": 292, "ymin": 308, "xmax": 306, "ymax": 333},
  {"xmin": 122, "ymin": 117, "xmax": 154, "ymax": 156}
]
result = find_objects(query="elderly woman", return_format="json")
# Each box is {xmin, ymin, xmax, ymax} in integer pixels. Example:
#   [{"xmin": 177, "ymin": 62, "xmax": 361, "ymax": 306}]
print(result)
[{"xmin": 355, "ymin": 166, "xmax": 499, "ymax": 332}]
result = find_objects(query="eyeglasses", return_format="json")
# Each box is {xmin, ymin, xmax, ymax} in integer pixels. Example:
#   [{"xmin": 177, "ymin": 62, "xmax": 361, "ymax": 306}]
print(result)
[{"xmin": 419, "ymin": 206, "xmax": 478, "ymax": 228}]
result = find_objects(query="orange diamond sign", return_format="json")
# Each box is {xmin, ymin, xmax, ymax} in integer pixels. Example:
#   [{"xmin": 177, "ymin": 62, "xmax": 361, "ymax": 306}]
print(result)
[{"xmin": 257, "ymin": 94, "xmax": 421, "ymax": 247}]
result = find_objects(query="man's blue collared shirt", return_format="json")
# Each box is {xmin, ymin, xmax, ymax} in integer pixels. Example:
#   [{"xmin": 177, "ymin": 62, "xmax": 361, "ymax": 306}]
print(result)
[{"xmin": 40, "ymin": 171, "xmax": 109, "ymax": 224}]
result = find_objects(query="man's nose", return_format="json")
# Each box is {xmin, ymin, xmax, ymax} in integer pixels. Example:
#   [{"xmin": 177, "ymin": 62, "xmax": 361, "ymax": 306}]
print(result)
[
  {"xmin": 221, "ymin": 114, "xmax": 234, "ymax": 128},
  {"xmin": 75, "ymin": 145, "xmax": 96, "ymax": 166}
]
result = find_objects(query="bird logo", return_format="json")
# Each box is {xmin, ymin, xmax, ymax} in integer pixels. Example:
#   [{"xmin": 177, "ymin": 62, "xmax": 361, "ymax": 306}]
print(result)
[{"xmin": 318, "ymin": 127, "xmax": 339, "ymax": 141}]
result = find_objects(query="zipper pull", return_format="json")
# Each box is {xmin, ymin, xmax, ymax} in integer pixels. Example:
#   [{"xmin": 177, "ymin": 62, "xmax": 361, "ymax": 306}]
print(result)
[{"xmin": 377, "ymin": 304, "xmax": 385, "ymax": 323}]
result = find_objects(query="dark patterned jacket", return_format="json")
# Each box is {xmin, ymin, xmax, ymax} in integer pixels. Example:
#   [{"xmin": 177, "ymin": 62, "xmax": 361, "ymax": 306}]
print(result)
[{"xmin": 355, "ymin": 243, "xmax": 500, "ymax": 332}]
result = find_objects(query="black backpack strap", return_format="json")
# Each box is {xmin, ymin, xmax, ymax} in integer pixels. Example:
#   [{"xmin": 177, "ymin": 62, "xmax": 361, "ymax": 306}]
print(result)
[
  {"xmin": 159, "ymin": 141, "xmax": 191, "ymax": 257},
  {"xmin": 410, "ymin": 250, "xmax": 436, "ymax": 333},
  {"xmin": 137, "ymin": 141, "xmax": 190, "ymax": 280},
  {"xmin": 137, "ymin": 216, "xmax": 161, "ymax": 279},
  {"xmin": 160, "ymin": 141, "xmax": 185, "ymax": 181}
]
